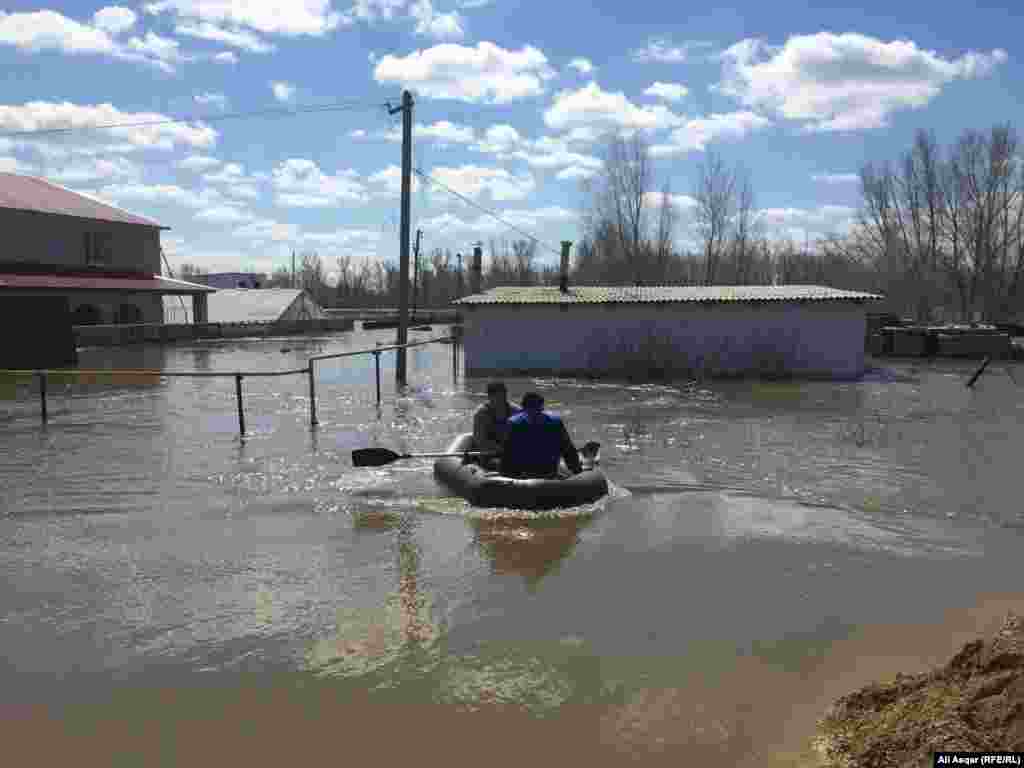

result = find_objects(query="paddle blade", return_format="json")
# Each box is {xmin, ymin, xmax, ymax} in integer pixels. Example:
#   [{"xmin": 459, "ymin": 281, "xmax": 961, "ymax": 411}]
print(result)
[{"xmin": 351, "ymin": 447, "xmax": 403, "ymax": 467}]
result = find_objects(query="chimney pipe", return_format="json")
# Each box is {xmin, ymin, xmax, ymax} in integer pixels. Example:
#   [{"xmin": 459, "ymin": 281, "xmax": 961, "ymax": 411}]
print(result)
[
  {"xmin": 559, "ymin": 240, "xmax": 572, "ymax": 294},
  {"xmin": 470, "ymin": 245, "xmax": 482, "ymax": 295}
]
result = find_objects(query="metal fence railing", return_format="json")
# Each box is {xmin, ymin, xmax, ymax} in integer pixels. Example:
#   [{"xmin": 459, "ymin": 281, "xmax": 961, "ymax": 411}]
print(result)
[{"xmin": 1, "ymin": 334, "xmax": 460, "ymax": 436}]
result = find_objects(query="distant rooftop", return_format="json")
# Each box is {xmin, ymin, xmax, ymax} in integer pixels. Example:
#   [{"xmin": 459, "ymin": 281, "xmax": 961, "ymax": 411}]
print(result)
[
  {"xmin": 163, "ymin": 288, "xmax": 317, "ymax": 324},
  {"xmin": 0, "ymin": 172, "xmax": 165, "ymax": 228},
  {"xmin": 454, "ymin": 285, "xmax": 884, "ymax": 305}
]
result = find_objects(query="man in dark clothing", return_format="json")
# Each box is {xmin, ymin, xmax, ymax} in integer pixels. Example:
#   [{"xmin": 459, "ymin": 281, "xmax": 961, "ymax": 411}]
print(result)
[
  {"xmin": 501, "ymin": 392, "xmax": 583, "ymax": 479},
  {"xmin": 473, "ymin": 381, "xmax": 521, "ymax": 468}
]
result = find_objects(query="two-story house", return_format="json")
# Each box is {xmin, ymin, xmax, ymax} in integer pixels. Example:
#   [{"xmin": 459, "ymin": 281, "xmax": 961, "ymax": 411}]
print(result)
[{"xmin": 0, "ymin": 172, "xmax": 213, "ymax": 325}]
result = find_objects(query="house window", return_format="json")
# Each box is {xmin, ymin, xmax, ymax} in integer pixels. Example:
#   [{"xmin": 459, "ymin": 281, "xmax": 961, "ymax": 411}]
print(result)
[{"xmin": 84, "ymin": 232, "xmax": 114, "ymax": 267}]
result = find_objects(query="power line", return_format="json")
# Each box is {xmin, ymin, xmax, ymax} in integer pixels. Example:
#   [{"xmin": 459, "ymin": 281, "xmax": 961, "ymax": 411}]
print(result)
[
  {"xmin": 0, "ymin": 99, "xmax": 396, "ymax": 139},
  {"xmin": 413, "ymin": 167, "xmax": 562, "ymax": 257}
]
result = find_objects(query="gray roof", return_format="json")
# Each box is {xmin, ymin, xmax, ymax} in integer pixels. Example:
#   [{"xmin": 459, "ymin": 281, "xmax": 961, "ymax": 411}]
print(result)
[
  {"xmin": 0, "ymin": 172, "xmax": 165, "ymax": 228},
  {"xmin": 454, "ymin": 285, "xmax": 884, "ymax": 305},
  {"xmin": 163, "ymin": 288, "xmax": 313, "ymax": 323}
]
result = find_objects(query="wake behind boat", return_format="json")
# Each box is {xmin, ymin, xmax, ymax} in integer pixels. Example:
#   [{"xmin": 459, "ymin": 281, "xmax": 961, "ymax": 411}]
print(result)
[{"xmin": 433, "ymin": 433, "xmax": 609, "ymax": 511}]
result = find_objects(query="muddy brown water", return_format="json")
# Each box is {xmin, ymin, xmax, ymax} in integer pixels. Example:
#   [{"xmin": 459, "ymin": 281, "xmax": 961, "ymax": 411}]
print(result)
[{"xmin": 2, "ymin": 326, "xmax": 1024, "ymax": 766}]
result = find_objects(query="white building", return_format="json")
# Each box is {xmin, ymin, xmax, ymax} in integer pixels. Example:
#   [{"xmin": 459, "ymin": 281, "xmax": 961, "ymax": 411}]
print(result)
[
  {"xmin": 454, "ymin": 285, "xmax": 884, "ymax": 379},
  {"xmin": 163, "ymin": 288, "xmax": 326, "ymax": 325}
]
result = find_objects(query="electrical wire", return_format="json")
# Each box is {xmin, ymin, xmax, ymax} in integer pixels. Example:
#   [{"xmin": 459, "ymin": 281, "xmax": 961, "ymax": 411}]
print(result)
[
  {"xmin": 413, "ymin": 167, "xmax": 562, "ymax": 257},
  {"xmin": 0, "ymin": 99, "xmax": 397, "ymax": 139}
]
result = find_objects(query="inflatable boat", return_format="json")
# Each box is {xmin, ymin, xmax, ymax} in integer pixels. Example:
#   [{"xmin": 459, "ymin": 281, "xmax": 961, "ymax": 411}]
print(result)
[{"xmin": 433, "ymin": 433, "xmax": 609, "ymax": 511}]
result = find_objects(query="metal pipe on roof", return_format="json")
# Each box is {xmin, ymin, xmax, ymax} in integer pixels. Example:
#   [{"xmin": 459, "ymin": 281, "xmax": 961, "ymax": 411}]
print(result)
[{"xmin": 560, "ymin": 241, "xmax": 571, "ymax": 294}]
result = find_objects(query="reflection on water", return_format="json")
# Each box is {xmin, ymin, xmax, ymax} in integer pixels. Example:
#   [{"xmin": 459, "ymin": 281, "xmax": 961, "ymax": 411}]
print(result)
[{"xmin": 4, "ymin": 331, "xmax": 1024, "ymax": 766}]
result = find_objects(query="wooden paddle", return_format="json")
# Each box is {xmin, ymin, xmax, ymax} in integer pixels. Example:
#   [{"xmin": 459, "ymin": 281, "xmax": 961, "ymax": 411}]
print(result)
[{"xmin": 352, "ymin": 441, "xmax": 602, "ymax": 468}]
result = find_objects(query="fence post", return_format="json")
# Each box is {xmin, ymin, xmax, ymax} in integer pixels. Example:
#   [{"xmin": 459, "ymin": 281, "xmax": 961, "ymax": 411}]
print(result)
[
  {"xmin": 38, "ymin": 371, "xmax": 48, "ymax": 425},
  {"xmin": 308, "ymin": 360, "xmax": 318, "ymax": 427},
  {"xmin": 374, "ymin": 343, "xmax": 382, "ymax": 407},
  {"xmin": 235, "ymin": 373, "xmax": 245, "ymax": 436}
]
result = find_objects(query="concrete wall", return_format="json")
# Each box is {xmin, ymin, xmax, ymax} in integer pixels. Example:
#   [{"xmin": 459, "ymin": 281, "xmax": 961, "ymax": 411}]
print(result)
[
  {"xmin": 460, "ymin": 301, "xmax": 868, "ymax": 378},
  {"xmin": 4, "ymin": 289, "xmax": 164, "ymax": 325},
  {"xmin": 0, "ymin": 209, "xmax": 161, "ymax": 274}
]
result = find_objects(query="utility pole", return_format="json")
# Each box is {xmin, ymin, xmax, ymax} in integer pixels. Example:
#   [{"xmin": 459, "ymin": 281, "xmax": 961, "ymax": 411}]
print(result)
[
  {"xmin": 412, "ymin": 228, "xmax": 422, "ymax": 319},
  {"xmin": 389, "ymin": 90, "xmax": 414, "ymax": 386}
]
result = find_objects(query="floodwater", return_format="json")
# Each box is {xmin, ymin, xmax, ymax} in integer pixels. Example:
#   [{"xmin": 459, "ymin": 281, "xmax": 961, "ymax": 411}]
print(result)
[{"xmin": 2, "ymin": 325, "xmax": 1024, "ymax": 767}]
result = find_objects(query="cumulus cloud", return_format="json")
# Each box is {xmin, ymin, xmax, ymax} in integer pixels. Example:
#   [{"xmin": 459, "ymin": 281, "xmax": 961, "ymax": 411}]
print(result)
[
  {"xmin": 418, "ymin": 206, "xmax": 573, "ymax": 246},
  {"xmin": 214, "ymin": 51, "xmax": 238, "ymax": 63},
  {"xmin": 374, "ymin": 41, "xmax": 555, "ymax": 103},
  {"xmin": 342, "ymin": 0, "xmax": 407, "ymax": 23},
  {"xmin": 381, "ymin": 120, "xmax": 476, "ymax": 144},
  {"xmin": 544, "ymin": 82, "xmax": 683, "ymax": 135},
  {"xmin": 98, "ymin": 182, "xmax": 223, "ymax": 209},
  {"xmin": 92, "ymin": 6, "xmax": 137, "ymax": 35},
  {"xmin": 0, "ymin": 101, "xmax": 217, "ymax": 155},
  {"xmin": 630, "ymin": 38, "xmax": 712, "ymax": 63},
  {"xmin": 409, "ymin": 0, "xmax": 466, "ymax": 40},
  {"xmin": 175, "ymin": 21, "xmax": 275, "ymax": 53},
  {"xmin": 179, "ymin": 155, "xmax": 220, "ymax": 171},
  {"xmin": 0, "ymin": 9, "xmax": 186, "ymax": 72},
  {"xmin": 234, "ymin": 217, "xmax": 299, "ymax": 242},
  {"xmin": 143, "ymin": 0, "xmax": 341, "ymax": 37},
  {"xmin": 49, "ymin": 157, "xmax": 140, "ymax": 184},
  {"xmin": 195, "ymin": 205, "xmax": 254, "ymax": 223},
  {"xmin": 194, "ymin": 91, "xmax": 227, "ymax": 109},
  {"xmin": 758, "ymin": 204, "xmax": 858, "ymax": 241},
  {"xmin": 429, "ymin": 164, "xmax": 535, "ymax": 201},
  {"xmin": 812, "ymin": 172, "xmax": 859, "ymax": 184},
  {"xmin": 716, "ymin": 32, "xmax": 1009, "ymax": 132},
  {"xmin": 569, "ymin": 57, "xmax": 594, "ymax": 74},
  {"xmin": 272, "ymin": 158, "xmax": 365, "ymax": 207},
  {"xmin": 642, "ymin": 191, "xmax": 698, "ymax": 210},
  {"xmin": 555, "ymin": 166, "xmax": 598, "ymax": 181},
  {"xmin": 650, "ymin": 111, "xmax": 771, "ymax": 156},
  {"xmin": 271, "ymin": 81, "xmax": 296, "ymax": 102},
  {"xmin": 643, "ymin": 81, "xmax": 689, "ymax": 102}
]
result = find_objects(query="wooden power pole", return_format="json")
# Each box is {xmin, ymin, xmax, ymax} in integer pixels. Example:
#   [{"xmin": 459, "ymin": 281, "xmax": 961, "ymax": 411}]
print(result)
[
  {"xmin": 389, "ymin": 90, "xmax": 414, "ymax": 386},
  {"xmin": 412, "ymin": 228, "xmax": 422, "ymax": 318}
]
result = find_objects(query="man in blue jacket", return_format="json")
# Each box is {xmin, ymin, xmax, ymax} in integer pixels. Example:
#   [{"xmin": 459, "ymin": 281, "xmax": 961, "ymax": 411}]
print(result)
[{"xmin": 501, "ymin": 392, "xmax": 583, "ymax": 479}]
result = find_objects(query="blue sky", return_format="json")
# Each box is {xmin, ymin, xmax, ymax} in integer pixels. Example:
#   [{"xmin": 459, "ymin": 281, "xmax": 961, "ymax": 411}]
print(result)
[{"xmin": 1, "ymin": 0, "xmax": 1020, "ymax": 282}]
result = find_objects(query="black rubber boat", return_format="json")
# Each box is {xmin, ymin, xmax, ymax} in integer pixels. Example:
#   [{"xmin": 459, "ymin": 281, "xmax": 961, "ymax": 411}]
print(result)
[{"xmin": 433, "ymin": 433, "xmax": 609, "ymax": 511}]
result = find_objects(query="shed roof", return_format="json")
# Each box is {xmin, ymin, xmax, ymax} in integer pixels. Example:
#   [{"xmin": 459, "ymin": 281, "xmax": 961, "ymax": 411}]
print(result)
[
  {"xmin": 163, "ymin": 288, "xmax": 314, "ymax": 323},
  {"xmin": 454, "ymin": 285, "xmax": 884, "ymax": 305},
  {"xmin": 0, "ymin": 172, "xmax": 165, "ymax": 228}
]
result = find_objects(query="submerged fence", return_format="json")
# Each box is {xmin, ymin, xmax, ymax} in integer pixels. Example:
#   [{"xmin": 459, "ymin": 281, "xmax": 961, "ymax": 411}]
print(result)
[{"xmin": 1, "ymin": 334, "xmax": 459, "ymax": 436}]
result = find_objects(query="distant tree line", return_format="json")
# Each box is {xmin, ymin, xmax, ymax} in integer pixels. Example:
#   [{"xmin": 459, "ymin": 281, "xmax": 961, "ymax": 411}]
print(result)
[{"xmin": 173, "ymin": 121, "xmax": 1024, "ymax": 322}]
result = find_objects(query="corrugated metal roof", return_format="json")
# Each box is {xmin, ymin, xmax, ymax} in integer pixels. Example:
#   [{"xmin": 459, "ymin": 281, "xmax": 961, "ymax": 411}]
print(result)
[
  {"xmin": 454, "ymin": 285, "xmax": 884, "ymax": 305},
  {"xmin": 0, "ymin": 272, "xmax": 213, "ymax": 293},
  {"xmin": 0, "ymin": 172, "xmax": 165, "ymax": 228},
  {"xmin": 163, "ymin": 288, "xmax": 316, "ymax": 323}
]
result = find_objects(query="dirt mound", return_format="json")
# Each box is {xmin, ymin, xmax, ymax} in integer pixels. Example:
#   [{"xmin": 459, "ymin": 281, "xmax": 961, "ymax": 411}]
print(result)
[{"xmin": 814, "ymin": 613, "xmax": 1024, "ymax": 767}]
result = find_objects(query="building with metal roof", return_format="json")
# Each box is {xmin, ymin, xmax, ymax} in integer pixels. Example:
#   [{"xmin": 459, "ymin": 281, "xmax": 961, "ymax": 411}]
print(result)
[
  {"xmin": 0, "ymin": 172, "xmax": 212, "ymax": 326},
  {"xmin": 454, "ymin": 283, "xmax": 885, "ymax": 379},
  {"xmin": 162, "ymin": 288, "xmax": 326, "ymax": 325}
]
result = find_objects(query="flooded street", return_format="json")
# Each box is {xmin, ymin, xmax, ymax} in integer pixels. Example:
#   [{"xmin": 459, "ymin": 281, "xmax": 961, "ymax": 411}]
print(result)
[{"xmin": 3, "ymin": 325, "xmax": 1024, "ymax": 766}]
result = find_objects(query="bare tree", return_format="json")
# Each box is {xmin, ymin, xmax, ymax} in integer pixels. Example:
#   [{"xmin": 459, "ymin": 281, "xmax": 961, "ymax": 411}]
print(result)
[
  {"xmin": 652, "ymin": 180, "xmax": 677, "ymax": 284},
  {"xmin": 694, "ymin": 150, "xmax": 737, "ymax": 284},
  {"xmin": 728, "ymin": 168, "xmax": 757, "ymax": 284}
]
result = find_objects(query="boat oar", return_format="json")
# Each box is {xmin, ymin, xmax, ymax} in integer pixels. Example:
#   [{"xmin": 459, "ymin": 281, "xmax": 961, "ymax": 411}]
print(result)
[
  {"xmin": 352, "ymin": 447, "xmax": 498, "ymax": 467},
  {"xmin": 352, "ymin": 440, "xmax": 602, "ymax": 469}
]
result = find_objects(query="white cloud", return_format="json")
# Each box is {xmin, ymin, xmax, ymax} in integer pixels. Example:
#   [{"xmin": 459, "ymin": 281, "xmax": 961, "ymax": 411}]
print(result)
[
  {"xmin": 374, "ymin": 41, "xmax": 555, "ymax": 103},
  {"xmin": 0, "ymin": 101, "xmax": 217, "ymax": 154},
  {"xmin": 224, "ymin": 184, "xmax": 260, "ymax": 200},
  {"xmin": 194, "ymin": 91, "xmax": 227, "ymax": 109},
  {"xmin": 49, "ymin": 157, "xmax": 140, "ymax": 184},
  {"xmin": 144, "ymin": 0, "xmax": 341, "ymax": 37},
  {"xmin": 343, "ymin": 0, "xmax": 407, "ymax": 22},
  {"xmin": 301, "ymin": 227, "xmax": 381, "ymax": 250},
  {"xmin": 410, "ymin": 0, "xmax": 466, "ymax": 41},
  {"xmin": 349, "ymin": 128, "xmax": 368, "ymax": 139},
  {"xmin": 544, "ymin": 82, "xmax": 683, "ymax": 134},
  {"xmin": 381, "ymin": 120, "xmax": 475, "ymax": 144},
  {"xmin": 179, "ymin": 154, "xmax": 220, "ymax": 171},
  {"xmin": 203, "ymin": 162, "xmax": 246, "ymax": 184},
  {"xmin": 92, "ymin": 7, "xmax": 137, "ymax": 35},
  {"xmin": 642, "ymin": 191, "xmax": 699, "ymax": 211},
  {"xmin": 758, "ymin": 204, "xmax": 858, "ymax": 241},
  {"xmin": 650, "ymin": 111, "xmax": 771, "ymax": 156},
  {"xmin": 175, "ymin": 21, "xmax": 275, "ymax": 52},
  {"xmin": 458, "ymin": 0, "xmax": 491, "ymax": 7},
  {"xmin": 812, "ymin": 172, "xmax": 859, "ymax": 184},
  {"xmin": 234, "ymin": 217, "xmax": 299, "ymax": 242},
  {"xmin": 555, "ymin": 166, "xmax": 597, "ymax": 181},
  {"xmin": 430, "ymin": 164, "xmax": 535, "ymax": 201},
  {"xmin": 469, "ymin": 125, "xmax": 603, "ymax": 176},
  {"xmin": 644, "ymin": 81, "xmax": 689, "ymax": 102},
  {"xmin": 366, "ymin": 164, "xmax": 423, "ymax": 197},
  {"xmin": 419, "ymin": 206, "xmax": 573, "ymax": 244},
  {"xmin": 717, "ymin": 33, "xmax": 1008, "ymax": 132},
  {"xmin": 568, "ymin": 57, "xmax": 594, "ymax": 74},
  {"xmin": 125, "ymin": 31, "xmax": 184, "ymax": 70},
  {"xmin": 0, "ymin": 10, "xmax": 118, "ymax": 56},
  {"xmin": 631, "ymin": 38, "xmax": 712, "ymax": 64},
  {"xmin": 98, "ymin": 182, "xmax": 223, "ymax": 209},
  {"xmin": 195, "ymin": 205, "xmax": 254, "ymax": 223},
  {"xmin": 272, "ymin": 158, "xmax": 365, "ymax": 207},
  {"xmin": 214, "ymin": 50, "xmax": 238, "ymax": 63},
  {"xmin": 271, "ymin": 81, "xmax": 296, "ymax": 102},
  {"xmin": 472, "ymin": 123, "xmax": 522, "ymax": 154},
  {"xmin": 0, "ymin": 156, "xmax": 28, "ymax": 173}
]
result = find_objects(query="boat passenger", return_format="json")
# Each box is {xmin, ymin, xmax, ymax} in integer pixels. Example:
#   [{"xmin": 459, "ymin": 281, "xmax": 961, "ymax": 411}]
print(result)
[
  {"xmin": 501, "ymin": 392, "xmax": 583, "ymax": 479},
  {"xmin": 473, "ymin": 381, "xmax": 521, "ymax": 469}
]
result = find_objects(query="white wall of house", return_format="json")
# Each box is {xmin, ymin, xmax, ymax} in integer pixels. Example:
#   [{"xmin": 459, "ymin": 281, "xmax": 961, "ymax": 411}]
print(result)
[
  {"xmin": 1, "ymin": 290, "xmax": 165, "ymax": 324},
  {"xmin": 0, "ymin": 209, "xmax": 162, "ymax": 273},
  {"xmin": 460, "ymin": 301, "xmax": 869, "ymax": 378}
]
